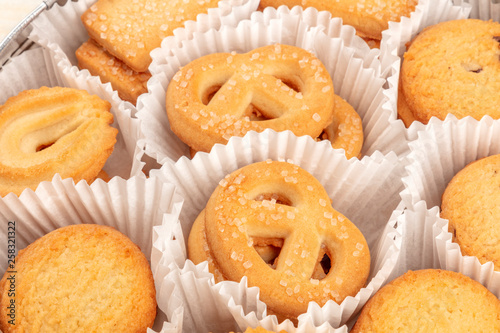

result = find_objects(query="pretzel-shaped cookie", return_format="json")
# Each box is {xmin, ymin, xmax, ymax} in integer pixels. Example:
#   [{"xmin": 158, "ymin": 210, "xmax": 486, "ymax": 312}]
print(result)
[
  {"xmin": 167, "ymin": 44, "xmax": 341, "ymax": 153},
  {"xmin": 0, "ymin": 87, "xmax": 118, "ymax": 196},
  {"xmin": 190, "ymin": 161, "xmax": 370, "ymax": 321}
]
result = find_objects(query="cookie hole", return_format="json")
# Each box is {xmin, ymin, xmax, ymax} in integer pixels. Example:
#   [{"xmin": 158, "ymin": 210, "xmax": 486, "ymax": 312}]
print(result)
[
  {"xmin": 311, "ymin": 247, "xmax": 332, "ymax": 280},
  {"xmin": 36, "ymin": 142, "xmax": 55, "ymax": 152},
  {"xmin": 461, "ymin": 63, "xmax": 483, "ymax": 73},
  {"xmin": 251, "ymin": 237, "xmax": 283, "ymax": 269},
  {"xmin": 493, "ymin": 36, "xmax": 500, "ymax": 43},
  {"xmin": 275, "ymin": 76, "xmax": 303, "ymax": 93},
  {"xmin": 318, "ymin": 124, "xmax": 336, "ymax": 144},
  {"xmin": 201, "ymin": 85, "xmax": 221, "ymax": 105},
  {"xmin": 254, "ymin": 193, "xmax": 293, "ymax": 206},
  {"xmin": 246, "ymin": 104, "xmax": 273, "ymax": 121},
  {"xmin": 320, "ymin": 253, "xmax": 332, "ymax": 275}
]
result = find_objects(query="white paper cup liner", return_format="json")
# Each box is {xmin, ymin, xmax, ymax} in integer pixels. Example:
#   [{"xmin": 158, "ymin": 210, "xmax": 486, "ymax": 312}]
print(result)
[
  {"xmin": 150, "ymin": 129, "xmax": 404, "ymax": 330},
  {"xmin": 0, "ymin": 175, "xmax": 183, "ymax": 332},
  {"xmin": 399, "ymin": 115, "xmax": 500, "ymax": 297},
  {"xmin": 389, "ymin": 202, "xmax": 443, "ymax": 279},
  {"xmin": 401, "ymin": 115, "xmax": 500, "ymax": 209},
  {"xmin": 452, "ymin": 0, "xmax": 500, "ymax": 21},
  {"xmin": 394, "ymin": 200, "xmax": 500, "ymax": 299},
  {"xmin": 379, "ymin": 0, "xmax": 470, "ymax": 129},
  {"xmin": 434, "ymin": 212, "xmax": 500, "ymax": 298},
  {"xmin": 0, "ymin": 48, "xmax": 57, "ymax": 102},
  {"xmin": 136, "ymin": 5, "xmax": 409, "ymax": 171},
  {"xmin": 0, "ymin": 44, "xmax": 141, "ymax": 194}
]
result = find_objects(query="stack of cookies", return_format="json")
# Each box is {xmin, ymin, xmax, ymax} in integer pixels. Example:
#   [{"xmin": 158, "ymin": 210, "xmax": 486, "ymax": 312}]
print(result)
[{"xmin": 75, "ymin": 0, "xmax": 223, "ymax": 104}]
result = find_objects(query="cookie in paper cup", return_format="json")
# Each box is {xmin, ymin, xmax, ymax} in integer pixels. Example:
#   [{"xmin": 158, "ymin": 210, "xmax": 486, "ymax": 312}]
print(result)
[
  {"xmin": 379, "ymin": 0, "xmax": 470, "ymax": 127},
  {"xmin": 398, "ymin": 19, "xmax": 500, "ymax": 126},
  {"xmin": 0, "ymin": 224, "xmax": 156, "ymax": 332},
  {"xmin": 0, "ymin": 46, "xmax": 142, "ymax": 197},
  {"xmin": 400, "ymin": 115, "xmax": 500, "ymax": 298},
  {"xmin": 28, "ymin": 0, "xmax": 259, "ymax": 105},
  {"xmin": 0, "ymin": 175, "xmax": 183, "ymax": 332},
  {"xmin": 136, "ymin": 5, "xmax": 408, "ymax": 169},
  {"xmin": 150, "ymin": 130, "xmax": 404, "ymax": 329}
]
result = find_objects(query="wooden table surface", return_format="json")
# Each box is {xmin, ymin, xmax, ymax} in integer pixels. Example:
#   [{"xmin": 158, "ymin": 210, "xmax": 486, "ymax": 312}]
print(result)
[{"xmin": 0, "ymin": 0, "xmax": 44, "ymax": 42}]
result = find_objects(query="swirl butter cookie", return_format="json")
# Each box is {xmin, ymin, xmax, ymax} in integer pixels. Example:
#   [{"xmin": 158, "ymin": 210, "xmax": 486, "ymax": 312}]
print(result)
[
  {"xmin": 441, "ymin": 154, "xmax": 500, "ymax": 271},
  {"xmin": 259, "ymin": 0, "xmax": 418, "ymax": 46},
  {"xmin": 0, "ymin": 224, "xmax": 157, "ymax": 332},
  {"xmin": 351, "ymin": 269, "xmax": 500, "ymax": 332},
  {"xmin": 166, "ymin": 44, "xmax": 363, "ymax": 158},
  {"xmin": 188, "ymin": 161, "xmax": 370, "ymax": 322},
  {"xmin": 398, "ymin": 19, "xmax": 500, "ymax": 126},
  {"xmin": 0, "ymin": 87, "xmax": 117, "ymax": 196}
]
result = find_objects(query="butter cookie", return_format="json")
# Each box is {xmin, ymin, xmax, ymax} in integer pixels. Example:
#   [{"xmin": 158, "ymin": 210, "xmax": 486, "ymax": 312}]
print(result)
[
  {"xmin": 0, "ymin": 87, "xmax": 117, "ymax": 196},
  {"xmin": 188, "ymin": 161, "xmax": 370, "ymax": 321},
  {"xmin": 399, "ymin": 19, "xmax": 500, "ymax": 126}
]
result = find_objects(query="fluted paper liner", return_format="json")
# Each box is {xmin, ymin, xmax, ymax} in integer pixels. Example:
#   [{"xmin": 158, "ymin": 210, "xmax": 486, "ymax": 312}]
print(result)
[
  {"xmin": 452, "ymin": 0, "xmax": 500, "ymax": 21},
  {"xmin": 388, "ymin": 202, "xmax": 442, "ymax": 280},
  {"xmin": 0, "ymin": 174, "xmax": 184, "ymax": 332},
  {"xmin": 0, "ymin": 48, "xmax": 56, "ymax": 103},
  {"xmin": 150, "ymin": 129, "xmax": 404, "ymax": 331},
  {"xmin": 400, "ymin": 115, "xmax": 500, "ymax": 298},
  {"xmin": 393, "ymin": 200, "xmax": 500, "ymax": 298},
  {"xmin": 136, "ymin": 5, "xmax": 409, "ymax": 171}
]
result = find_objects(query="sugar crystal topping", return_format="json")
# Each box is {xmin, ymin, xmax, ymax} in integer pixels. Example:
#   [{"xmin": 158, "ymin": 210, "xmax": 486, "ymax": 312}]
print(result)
[
  {"xmin": 84, "ymin": 0, "xmax": 222, "ymax": 65},
  {"xmin": 243, "ymin": 260, "xmax": 253, "ymax": 269}
]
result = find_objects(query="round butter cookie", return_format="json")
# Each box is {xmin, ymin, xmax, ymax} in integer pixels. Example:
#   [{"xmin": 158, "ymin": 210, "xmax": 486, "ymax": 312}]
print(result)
[
  {"xmin": 441, "ymin": 154, "xmax": 500, "ymax": 271},
  {"xmin": 0, "ymin": 224, "xmax": 157, "ymax": 332},
  {"xmin": 188, "ymin": 161, "xmax": 370, "ymax": 322},
  {"xmin": 351, "ymin": 269, "xmax": 500, "ymax": 332},
  {"xmin": 0, "ymin": 86, "xmax": 118, "ymax": 196},
  {"xmin": 399, "ymin": 19, "xmax": 500, "ymax": 126}
]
